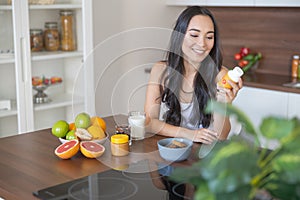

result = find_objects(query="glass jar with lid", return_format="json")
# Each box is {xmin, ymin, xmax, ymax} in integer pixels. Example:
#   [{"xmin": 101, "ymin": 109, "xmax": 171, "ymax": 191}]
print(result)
[
  {"xmin": 110, "ymin": 134, "xmax": 129, "ymax": 156},
  {"xmin": 30, "ymin": 29, "xmax": 44, "ymax": 52},
  {"xmin": 44, "ymin": 22, "xmax": 60, "ymax": 51},
  {"xmin": 60, "ymin": 10, "xmax": 76, "ymax": 51}
]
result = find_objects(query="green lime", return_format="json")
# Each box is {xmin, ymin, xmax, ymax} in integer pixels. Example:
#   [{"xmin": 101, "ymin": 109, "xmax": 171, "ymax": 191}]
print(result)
[
  {"xmin": 75, "ymin": 112, "xmax": 91, "ymax": 129},
  {"xmin": 66, "ymin": 130, "xmax": 76, "ymax": 140},
  {"xmin": 52, "ymin": 120, "xmax": 69, "ymax": 138}
]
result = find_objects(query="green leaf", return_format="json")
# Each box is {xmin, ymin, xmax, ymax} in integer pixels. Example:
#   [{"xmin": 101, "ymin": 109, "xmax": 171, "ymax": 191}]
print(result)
[
  {"xmin": 264, "ymin": 178, "xmax": 300, "ymax": 200},
  {"xmin": 243, "ymin": 54, "xmax": 255, "ymax": 61},
  {"xmin": 200, "ymin": 140, "xmax": 259, "ymax": 193},
  {"xmin": 194, "ymin": 182, "xmax": 216, "ymax": 200},
  {"xmin": 170, "ymin": 162, "xmax": 203, "ymax": 184},
  {"xmin": 205, "ymin": 101, "xmax": 259, "ymax": 145},
  {"xmin": 215, "ymin": 185, "xmax": 252, "ymax": 200},
  {"xmin": 260, "ymin": 116, "xmax": 296, "ymax": 140},
  {"xmin": 272, "ymin": 154, "xmax": 300, "ymax": 184},
  {"xmin": 281, "ymin": 133, "xmax": 300, "ymax": 154}
]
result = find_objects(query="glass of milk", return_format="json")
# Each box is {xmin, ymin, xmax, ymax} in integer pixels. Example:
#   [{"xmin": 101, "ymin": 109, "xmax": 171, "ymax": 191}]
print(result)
[{"xmin": 128, "ymin": 111, "xmax": 146, "ymax": 140}]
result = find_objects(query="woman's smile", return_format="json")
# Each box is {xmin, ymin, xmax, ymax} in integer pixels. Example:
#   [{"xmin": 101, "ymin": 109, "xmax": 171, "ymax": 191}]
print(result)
[{"xmin": 182, "ymin": 15, "xmax": 214, "ymax": 64}]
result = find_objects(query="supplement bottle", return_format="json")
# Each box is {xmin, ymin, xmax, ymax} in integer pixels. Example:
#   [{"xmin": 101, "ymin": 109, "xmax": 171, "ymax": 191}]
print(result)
[
  {"xmin": 298, "ymin": 62, "xmax": 300, "ymax": 79},
  {"xmin": 60, "ymin": 10, "xmax": 76, "ymax": 51},
  {"xmin": 218, "ymin": 66, "xmax": 244, "ymax": 89},
  {"xmin": 44, "ymin": 22, "xmax": 60, "ymax": 51},
  {"xmin": 291, "ymin": 55, "xmax": 299, "ymax": 78},
  {"xmin": 111, "ymin": 134, "xmax": 129, "ymax": 157}
]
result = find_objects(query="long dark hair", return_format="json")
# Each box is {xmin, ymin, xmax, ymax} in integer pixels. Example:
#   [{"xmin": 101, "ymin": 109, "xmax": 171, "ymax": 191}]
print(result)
[{"xmin": 161, "ymin": 6, "xmax": 223, "ymax": 128}]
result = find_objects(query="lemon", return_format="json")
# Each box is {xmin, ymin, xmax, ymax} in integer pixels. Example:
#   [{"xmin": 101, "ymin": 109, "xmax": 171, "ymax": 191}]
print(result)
[{"xmin": 87, "ymin": 125, "xmax": 105, "ymax": 140}]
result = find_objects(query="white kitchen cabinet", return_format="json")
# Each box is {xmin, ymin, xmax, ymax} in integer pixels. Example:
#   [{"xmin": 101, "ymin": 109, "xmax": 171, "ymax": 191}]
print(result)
[
  {"xmin": 166, "ymin": 0, "xmax": 205, "ymax": 6},
  {"xmin": 166, "ymin": 0, "xmax": 299, "ymax": 7},
  {"xmin": 233, "ymin": 86, "xmax": 300, "ymax": 149},
  {"xmin": 255, "ymin": 0, "xmax": 300, "ymax": 7},
  {"xmin": 288, "ymin": 93, "xmax": 300, "ymax": 119},
  {"xmin": 233, "ymin": 87, "xmax": 289, "ymax": 128},
  {"xmin": 0, "ymin": 0, "xmax": 94, "ymax": 137},
  {"xmin": 166, "ymin": 0, "xmax": 254, "ymax": 6}
]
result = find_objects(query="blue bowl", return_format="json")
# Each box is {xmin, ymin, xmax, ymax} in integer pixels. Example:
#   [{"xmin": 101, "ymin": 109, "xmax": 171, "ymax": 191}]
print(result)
[{"xmin": 157, "ymin": 138, "xmax": 193, "ymax": 162}]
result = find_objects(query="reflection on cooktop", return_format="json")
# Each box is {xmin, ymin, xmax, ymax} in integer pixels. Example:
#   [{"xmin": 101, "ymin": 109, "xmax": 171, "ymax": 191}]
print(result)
[{"xmin": 33, "ymin": 169, "xmax": 169, "ymax": 200}]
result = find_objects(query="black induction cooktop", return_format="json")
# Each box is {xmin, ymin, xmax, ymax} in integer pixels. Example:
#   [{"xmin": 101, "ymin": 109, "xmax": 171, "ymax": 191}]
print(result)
[{"xmin": 33, "ymin": 162, "xmax": 192, "ymax": 200}]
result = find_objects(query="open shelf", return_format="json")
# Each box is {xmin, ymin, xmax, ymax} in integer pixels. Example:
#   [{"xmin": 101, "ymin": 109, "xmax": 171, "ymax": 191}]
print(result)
[
  {"xmin": 31, "ymin": 51, "xmax": 83, "ymax": 61},
  {"xmin": 34, "ymin": 93, "xmax": 83, "ymax": 111},
  {"xmin": 0, "ymin": 100, "xmax": 17, "ymax": 118}
]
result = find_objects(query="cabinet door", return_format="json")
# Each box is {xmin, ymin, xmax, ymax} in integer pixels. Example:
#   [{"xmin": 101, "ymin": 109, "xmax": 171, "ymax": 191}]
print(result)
[
  {"xmin": 28, "ymin": 1, "xmax": 94, "ymax": 131},
  {"xmin": 12, "ymin": 0, "xmax": 35, "ymax": 133},
  {"xmin": 206, "ymin": 0, "xmax": 254, "ymax": 6},
  {"xmin": 233, "ymin": 86, "xmax": 288, "ymax": 128},
  {"xmin": 166, "ymin": 0, "xmax": 206, "ymax": 6},
  {"xmin": 288, "ymin": 93, "xmax": 300, "ymax": 119},
  {"xmin": 166, "ymin": 0, "xmax": 254, "ymax": 6},
  {"xmin": 255, "ymin": 0, "xmax": 300, "ymax": 7}
]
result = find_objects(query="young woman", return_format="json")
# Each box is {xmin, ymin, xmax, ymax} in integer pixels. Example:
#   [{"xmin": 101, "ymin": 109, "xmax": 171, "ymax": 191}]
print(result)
[{"xmin": 144, "ymin": 6, "xmax": 242, "ymax": 144}]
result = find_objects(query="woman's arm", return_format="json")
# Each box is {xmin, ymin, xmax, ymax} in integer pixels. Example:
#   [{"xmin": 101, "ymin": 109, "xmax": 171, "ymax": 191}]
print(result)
[
  {"xmin": 144, "ymin": 62, "xmax": 192, "ymax": 138},
  {"xmin": 144, "ymin": 62, "xmax": 218, "ymax": 143},
  {"xmin": 214, "ymin": 67, "xmax": 243, "ymax": 140}
]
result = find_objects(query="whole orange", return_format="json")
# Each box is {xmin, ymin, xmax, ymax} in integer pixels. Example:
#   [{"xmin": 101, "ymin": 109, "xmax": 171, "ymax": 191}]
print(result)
[
  {"xmin": 91, "ymin": 116, "xmax": 106, "ymax": 132},
  {"xmin": 69, "ymin": 123, "xmax": 76, "ymax": 131}
]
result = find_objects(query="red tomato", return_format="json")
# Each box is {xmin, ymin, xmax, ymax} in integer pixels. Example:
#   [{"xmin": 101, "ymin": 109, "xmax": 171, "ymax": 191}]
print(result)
[
  {"xmin": 240, "ymin": 47, "xmax": 250, "ymax": 56},
  {"xmin": 234, "ymin": 53, "xmax": 242, "ymax": 60},
  {"xmin": 238, "ymin": 60, "xmax": 249, "ymax": 67}
]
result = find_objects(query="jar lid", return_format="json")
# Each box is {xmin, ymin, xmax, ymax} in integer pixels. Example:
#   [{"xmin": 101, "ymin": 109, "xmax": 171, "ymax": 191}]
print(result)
[
  {"xmin": 111, "ymin": 134, "xmax": 129, "ymax": 144},
  {"xmin": 45, "ymin": 22, "xmax": 58, "ymax": 29},
  {"xmin": 30, "ymin": 29, "xmax": 43, "ymax": 35},
  {"xmin": 60, "ymin": 10, "xmax": 73, "ymax": 16}
]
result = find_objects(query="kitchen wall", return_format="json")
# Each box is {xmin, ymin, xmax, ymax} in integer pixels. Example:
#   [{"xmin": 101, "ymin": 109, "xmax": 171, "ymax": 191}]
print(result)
[
  {"xmin": 92, "ymin": 0, "xmax": 183, "ymax": 116},
  {"xmin": 208, "ymin": 7, "xmax": 300, "ymax": 76},
  {"xmin": 93, "ymin": 2, "xmax": 300, "ymax": 116}
]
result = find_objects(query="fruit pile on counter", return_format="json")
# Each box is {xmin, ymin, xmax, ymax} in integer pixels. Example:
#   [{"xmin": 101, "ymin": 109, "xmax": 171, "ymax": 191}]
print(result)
[{"xmin": 51, "ymin": 112, "xmax": 107, "ymax": 159}]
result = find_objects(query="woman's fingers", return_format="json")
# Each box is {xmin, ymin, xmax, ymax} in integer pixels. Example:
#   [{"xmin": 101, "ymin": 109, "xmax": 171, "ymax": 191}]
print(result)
[
  {"xmin": 217, "ymin": 78, "xmax": 243, "ymax": 103},
  {"xmin": 193, "ymin": 128, "xmax": 218, "ymax": 144}
]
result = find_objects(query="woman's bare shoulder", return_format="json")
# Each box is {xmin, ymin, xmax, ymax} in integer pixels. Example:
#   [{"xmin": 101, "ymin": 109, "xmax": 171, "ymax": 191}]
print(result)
[
  {"xmin": 149, "ymin": 61, "xmax": 168, "ymax": 82},
  {"xmin": 151, "ymin": 61, "xmax": 167, "ymax": 73}
]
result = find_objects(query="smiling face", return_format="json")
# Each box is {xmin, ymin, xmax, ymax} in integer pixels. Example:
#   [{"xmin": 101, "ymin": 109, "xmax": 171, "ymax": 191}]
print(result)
[{"xmin": 182, "ymin": 15, "xmax": 215, "ymax": 65}]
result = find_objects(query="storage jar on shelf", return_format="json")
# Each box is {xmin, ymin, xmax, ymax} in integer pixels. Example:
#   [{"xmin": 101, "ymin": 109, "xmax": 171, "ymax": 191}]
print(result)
[
  {"xmin": 44, "ymin": 22, "xmax": 60, "ymax": 51},
  {"xmin": 60, "ymin": 10, "xmax": 76, "ymax": 51},
  {"xmin": 30, "ymin": 29, "xmax": 44, "ymax": 52}
]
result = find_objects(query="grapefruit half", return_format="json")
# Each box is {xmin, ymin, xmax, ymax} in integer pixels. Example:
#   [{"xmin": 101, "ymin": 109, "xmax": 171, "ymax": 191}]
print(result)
[
  {"xmin": 54, "ymin": 140, "xmax": 79, "ymax": 159},
  {"xmin": 80, "ymin": 141, "xmax": 105, "ymax": 158}
]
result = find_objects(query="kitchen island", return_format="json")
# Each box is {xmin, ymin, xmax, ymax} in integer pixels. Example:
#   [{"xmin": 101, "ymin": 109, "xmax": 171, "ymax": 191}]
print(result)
[{"xmin": 0, "ymin": 115, "xmax": 200, "ymax": 200}]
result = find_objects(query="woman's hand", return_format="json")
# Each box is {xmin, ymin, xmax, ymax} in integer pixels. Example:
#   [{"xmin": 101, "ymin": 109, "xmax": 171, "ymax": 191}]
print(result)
[
  {"xmin": 187, "ymin": 128, "xmax": 218, "ymax": 144},
  {"xmin": 216, "ymin": 78, "xmax": 243, "ymax": 103}
]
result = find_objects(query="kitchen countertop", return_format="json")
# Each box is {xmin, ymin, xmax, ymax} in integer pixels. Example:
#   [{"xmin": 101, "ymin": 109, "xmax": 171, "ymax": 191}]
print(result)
[{"xmin": 242, "ymin": 72, "xmax": 300, "ymax": 94}]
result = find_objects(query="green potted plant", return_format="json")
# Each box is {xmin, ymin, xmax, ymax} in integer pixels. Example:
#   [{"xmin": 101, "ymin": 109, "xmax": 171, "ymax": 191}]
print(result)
[{"xmin": 170, "ymin": 101, "xmax": 300, "ymax": 200}]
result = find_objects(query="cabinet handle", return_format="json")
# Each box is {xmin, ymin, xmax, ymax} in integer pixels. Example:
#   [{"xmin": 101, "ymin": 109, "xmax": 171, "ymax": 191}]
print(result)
[
  {"xmin": 144, "ymin": 68, "xmax": 152, "ymax": 74},
  {"xmin": 20, "ymin": 37, "xmax": 27, "ymax": 82}
]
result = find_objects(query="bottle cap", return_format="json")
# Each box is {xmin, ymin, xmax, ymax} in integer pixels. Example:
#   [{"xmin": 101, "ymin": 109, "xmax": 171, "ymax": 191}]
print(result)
[
  {"xmin": 228, "ymin": 67, "xmax": 244, "ymax": 82},
  {"xmin": 111, "ymin": 134, "xmax": 129, "ymax": 144},
  {"xmin": 293, "ymin": 55, "xmax": 299, "ymax": 59}
]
